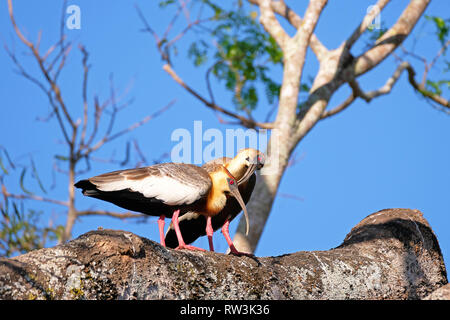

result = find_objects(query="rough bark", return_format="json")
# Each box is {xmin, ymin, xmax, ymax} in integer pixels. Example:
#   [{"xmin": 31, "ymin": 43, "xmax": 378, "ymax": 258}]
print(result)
[
  {"xmin": 424, "ymin": 283, "xmax": 450, "ymax": 300},
  {"xmin": 0, "ymin": 208, "xmax": 447, "ymax": 300}
]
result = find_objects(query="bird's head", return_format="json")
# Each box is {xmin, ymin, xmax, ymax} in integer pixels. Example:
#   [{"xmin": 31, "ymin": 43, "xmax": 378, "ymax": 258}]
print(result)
[
  {"xmin": 226, "ymin": 148, "xmax": 265, "ymax": 185},
  {"xmin": 209, "ymin": 165, "xmax": 250, "ymax": 236}
]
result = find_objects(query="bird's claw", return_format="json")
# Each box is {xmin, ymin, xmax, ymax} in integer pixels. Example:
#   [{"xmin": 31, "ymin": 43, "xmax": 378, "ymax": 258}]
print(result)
[{"xmin": 228, "ymin": 249, "xmax": 255, "ymax": 257}]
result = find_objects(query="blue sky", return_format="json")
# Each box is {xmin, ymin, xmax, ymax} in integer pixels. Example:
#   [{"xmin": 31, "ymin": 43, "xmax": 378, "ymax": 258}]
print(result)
[{"xmin": 0, "ymin": 0, "xmax": 449, "ymax": 268}]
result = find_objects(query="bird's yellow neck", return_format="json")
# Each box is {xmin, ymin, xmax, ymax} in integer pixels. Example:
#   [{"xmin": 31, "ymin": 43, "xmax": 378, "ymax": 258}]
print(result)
[
  {"xmin": 225, "ymin": 158, "xmax": 248, "ymax": 181},
  {"xmin": 204, "ymin": 171, "xmax": 228, "ymax": 216},
  {"xmin": 205, "ymin": 186, "xmax": 227, "ymax": 216}
]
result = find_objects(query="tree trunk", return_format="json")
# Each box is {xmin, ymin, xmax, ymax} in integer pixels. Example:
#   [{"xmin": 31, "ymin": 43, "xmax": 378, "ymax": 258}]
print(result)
[
  {"xmin": 231, "ymin": 0, "xmax": 431, "ymax": 254},
  {"xmin": 233, "ymin": 135, "xmax": 292, "ymax": 253},
  {"xmin": 0, "ymin": 208, "xmax": 447, "ymax": 300},
  {"xmin": 63, "ymin": 159, "xmax": 77, "ymax": 243}
]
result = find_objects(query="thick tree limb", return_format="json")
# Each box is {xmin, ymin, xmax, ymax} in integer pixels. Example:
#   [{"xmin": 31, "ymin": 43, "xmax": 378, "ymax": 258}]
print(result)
[
  {"xmin": 248, "ymin": 0, "xmax": 328, "ymax": 60},
  {"xmin": 425, "ymin": 283, "xmax": 450, "ymax": 300},
  {"xmin": 272, "ymin": 0, "xmax": 328, "ymax": 60},
  {"xmin": 256, "ymin": 0, "xmax": 290, "ymax": 51},
  {"xmin": 0, "ymin": 209, "xmax": 447, "ymax": 299}
]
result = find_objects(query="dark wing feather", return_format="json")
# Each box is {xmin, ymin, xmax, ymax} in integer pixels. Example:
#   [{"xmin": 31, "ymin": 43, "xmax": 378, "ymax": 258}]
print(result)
[{"xmin": 75, "ymin": 163, "xmax": 212, "ymax": 217}]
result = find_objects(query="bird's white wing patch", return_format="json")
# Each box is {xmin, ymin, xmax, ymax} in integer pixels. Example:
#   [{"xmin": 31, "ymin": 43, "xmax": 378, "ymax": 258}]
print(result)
[{"xmin": 95, "ymin": 175, "xmax": 207, "ymax": 206}]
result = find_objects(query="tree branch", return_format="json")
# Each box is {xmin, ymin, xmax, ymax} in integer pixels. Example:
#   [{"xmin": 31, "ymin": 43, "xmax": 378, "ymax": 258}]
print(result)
[
  {"xmin": 79, "ymin": 45, "xmax": 90, "ymax": 149},
  {"xmin": 345, "ymin": 0, "xmax": 391, "ymax": 50},
  {"xmin": 255, "ymin": 0, "xmax": 290, "ymax": 51},
  {"xmin": 267, "ymin": 0, "xmax": 328, "ymax": 60},
  {"xmin": 7, "ymin": 0, "xmax": 77, "ymax": 138},
  {"xmin": 358, "ymin": 61, "xmax": 408, "ymax": 101},
  {"xmin": 1, "ymin": 184, "xmax": 69, "ymax": 207},
  {"xmin": 353, "ymin": 0, "xmax": 430, "ymax": 77},
  {"xmin": 81, "ymin": 99, "xmax": 177, "ymax": 158},
  {"xmin": 0, "ymin": 209, "xmax": 446, "ymax": 300},
  {"xmin": 320, "ymin": 92, "xmax": 356, "ymax": 119},
  {"xmin": 322, "ymin": 62, "xmax": 410, "ymax": 119},
  {"xmin": 162, "ymin": 64, "xmax": 274, "ymax": 129},
  {"xmin": 404, "ymin": 63, "xmax": 450, "ymax": 108}
]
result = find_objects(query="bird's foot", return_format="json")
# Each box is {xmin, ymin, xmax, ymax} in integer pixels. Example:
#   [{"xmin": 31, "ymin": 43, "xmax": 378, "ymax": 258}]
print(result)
[
  {"xmin": 228, "ymin": 248, "xmax": 255, "ymax": 257},
  {"xmin": 175, "ymin": 244, "xmax": 206, "ymax": 251}
]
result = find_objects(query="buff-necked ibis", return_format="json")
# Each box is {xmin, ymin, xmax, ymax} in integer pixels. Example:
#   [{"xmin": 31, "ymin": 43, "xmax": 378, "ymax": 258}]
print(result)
[
  {"xmin": 74, "ymin": 160, "xmax": 251, "ymax": 251},
  {"xmin": 165, "ymin": 148, "xmax": 264, "ymax": 255}
]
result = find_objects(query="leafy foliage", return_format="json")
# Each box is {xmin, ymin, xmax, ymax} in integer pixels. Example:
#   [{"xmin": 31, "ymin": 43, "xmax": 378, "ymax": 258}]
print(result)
[
  {"xmin": 0, "ymin": 199, "xmax": 64, "ymax": 257},
  {"xmin": 425, "ymin": 15, "xmax": 450, "ymax": 46},
  {"xmin": 423, "ymin": 15, "xmax": 450, "ymax": 99},
  {"xmin": 426, "ymin": 79, "xmax": 450, "ymax": 96},
  {"xmin": 174, "ymin": 1, "xmax": 284, "ymax": 113},
  {"xmin": 0, "ymin": 147, "xmax": 64, "ymax": 257}
]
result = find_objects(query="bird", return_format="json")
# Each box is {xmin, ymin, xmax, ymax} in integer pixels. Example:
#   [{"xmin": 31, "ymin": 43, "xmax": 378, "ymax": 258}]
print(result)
[
  {"xmin": 74, "ymin": 159, "xmax": 252, "ymax": 251},
  {"xmin": 164, "ymin": 148, "xmax": 264, "ymax": 255}
]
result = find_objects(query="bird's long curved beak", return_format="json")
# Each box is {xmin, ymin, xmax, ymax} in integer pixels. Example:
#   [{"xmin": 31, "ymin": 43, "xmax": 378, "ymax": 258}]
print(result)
[
  {"xmin": 237, "ymin": 163, "xmax": 257, "ymax": 185},
  {"xmin": 237, "ymin": 154, "xmax": 265, "ymax": 185},
  {"xmin": 229, "ymin": 187, "xmax": 250, "ymax": 236}
]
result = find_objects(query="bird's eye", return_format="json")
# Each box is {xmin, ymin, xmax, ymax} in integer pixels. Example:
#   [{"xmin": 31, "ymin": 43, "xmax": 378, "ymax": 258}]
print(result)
[{"xmin": 229, "ymin": 179, "xmax": 235, "ymax": 185}]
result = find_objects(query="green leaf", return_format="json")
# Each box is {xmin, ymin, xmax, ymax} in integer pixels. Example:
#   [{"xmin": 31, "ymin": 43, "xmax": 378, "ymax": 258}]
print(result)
[
  {"xmin": 425, "ymin": 79, "xmax": 449, "ymax": 96},
  {"xmin": 186, "ymin": 4, "xmax": 284, "ymax": 112},
  {"xmin": 19, "ymin": 168, "xmax": 33, "ymax": 196},
  {"xmin": 54, "ymin": 155, "xmax": 69, "ymax": 161},
  {"xmin": 158, "ymin": 0, "xmax": 175, "ymax": 8},
  {"xmin": 425, "ymin": 15, "xmax": 450, "ymax": 45},
  {"xmin": 188, "ymin": 42, "xmax": 209, "ymax": 66},
  {"xmin": 0, "ymin": 155, "xmax": 8, "ymax": 175},
  {"xmin": 300, "ymin": 83, "xmax": 311, "ymax": 93},
  {"xmin": 30, "ymin": 157, "xmax": 46, "ymax": 194}
]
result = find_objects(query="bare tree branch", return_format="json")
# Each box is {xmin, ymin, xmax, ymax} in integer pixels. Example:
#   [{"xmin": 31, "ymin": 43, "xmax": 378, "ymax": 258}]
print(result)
[
  {"xmin": 1, "ymin": 184, "xmax": 69, "ymax": 207},
  {"xmin": 6, "ymin": 0, "xmax": 175, "ymax": 243},
  {"xmin": 136, "ymin": 4, "xmax": 275, "ymax": 130},
  {"xmin": 81, "ymin": 99, "xmax": 176, "ymax": 158},
  {"xmin": 79, "ymin": 45, "xmax": 90, "ymax": 148},
  {"xmin": 320, "ymin": 92, "xmax": 356, "ymax": 119},
  {"xmin": 358, "ymin": 62, "xmax": 408, "ymax": 101},
  {"xmin": 162, "ymin": 64, "xmax": 274, "ymax": 129},
  {"xmin": 7, "ymin": 0, "xmax": 77, "ymax": 137}
]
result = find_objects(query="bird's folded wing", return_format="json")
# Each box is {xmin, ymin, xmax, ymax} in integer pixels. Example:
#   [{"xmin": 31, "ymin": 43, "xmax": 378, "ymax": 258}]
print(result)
[{"xmin": 88, "ymin": 163, "xmax": 212, "ymax": 206}]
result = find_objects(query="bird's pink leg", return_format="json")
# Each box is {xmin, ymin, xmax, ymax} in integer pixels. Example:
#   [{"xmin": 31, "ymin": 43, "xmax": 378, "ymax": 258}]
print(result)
[
  {"xmin": 158, "ymin": 215, "xmax": 166, "ymax": 247},
  {"xmin": 221, "ymin": 219, "xmax": 254, "ymax": 257},
  {"xmin": 172, "ymin": 209, "xmax": 205, "ymax": 251},
  {"xmin": 206, "ymin": 216, "xmax": 214, "ymax": 252}
]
